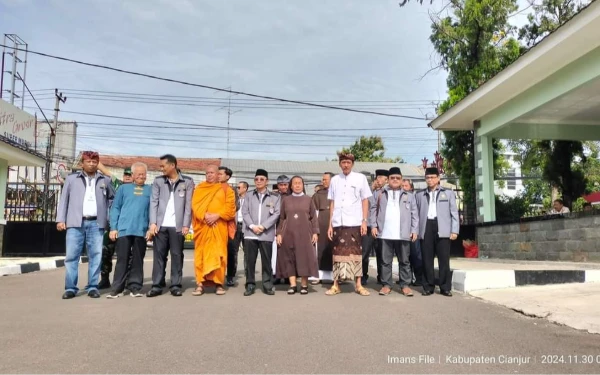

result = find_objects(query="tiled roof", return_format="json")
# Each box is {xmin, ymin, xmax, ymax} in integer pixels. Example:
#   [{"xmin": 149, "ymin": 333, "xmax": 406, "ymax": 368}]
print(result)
[{"xmin": 76, "ymin": 153, "xmax": 221, "ymax": 172}]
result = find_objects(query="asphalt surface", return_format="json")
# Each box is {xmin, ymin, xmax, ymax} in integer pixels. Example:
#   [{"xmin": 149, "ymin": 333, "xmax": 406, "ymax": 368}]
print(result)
[{"xmin": 1, "ymin": 250, "xmax": 600, "ymax": 374}]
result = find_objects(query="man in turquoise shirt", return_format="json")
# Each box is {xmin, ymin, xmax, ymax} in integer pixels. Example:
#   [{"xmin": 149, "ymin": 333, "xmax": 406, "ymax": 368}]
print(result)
[{"xmin": 107, "ymin": 163, "xmax": 152, "ymax": 298}]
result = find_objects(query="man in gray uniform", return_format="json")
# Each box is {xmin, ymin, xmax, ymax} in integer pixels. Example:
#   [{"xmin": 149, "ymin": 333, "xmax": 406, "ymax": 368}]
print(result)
[
  {"xmin": 362, "ymin": 169, "xmax": 388, "ymax": 285},
  {"xmin": 370, "ymin": 167, "xmax": 419, "ymax": 296},
  {"xmin": 243, "ymin": 169, "xmax": 281, "ymax": 296},
  {"xmin": 416, "ymin": 167, "xmax": 459, "ymax": 297},
  {"xmin": 57, "ymin": 151, "xmax": 115, "ymax": 299},
  {"xmin": 147, "ymin": 154, "xmax": 194, "ymax": 297}
]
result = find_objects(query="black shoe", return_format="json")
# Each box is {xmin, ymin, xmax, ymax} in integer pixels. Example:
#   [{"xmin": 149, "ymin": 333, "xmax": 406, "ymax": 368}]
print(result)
[
  {"xmin": 262, "ymin": 287, "xmax": 275, "ymax": 295},
  {"xmin": 106, "ymin": 291, "xmax": 122, "ymax": 299},
  {"xmin": 171, "ymin": 289, "xmax": 183, "ymax": 297},
  {"xmin": 244, "ymin": 285, "xmax": 255, "ymax": 296},
  {"xmin": 88, "ymin": 290, "xmax": 100, "ymax": 298},
  {"xmin": 226, "ymin": 279, "xmax": 235, "ymax": 287},
  {"xmin": 146, "ymin": 289, "xmax": 163, "ymax": 298},
  {"xmin": 421, "ymin": 290, "xmax": 433, "ymax": 296},
  {"xmin": 98, "ymin": 277, "xmax": 111, "ymax": 289},
  {"xmin": 440, "ymin": 290, "xmax": 453, "ymax": 297},
  {"xmin": 62, "ymin": 291, "xmax": 76, "ymax": 299}
]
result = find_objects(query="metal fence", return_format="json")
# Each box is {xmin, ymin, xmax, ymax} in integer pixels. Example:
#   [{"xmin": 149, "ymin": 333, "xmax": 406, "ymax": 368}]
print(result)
[{"xmin": 5, "ymin": 182, "xmax": 62, "ymax": 222}]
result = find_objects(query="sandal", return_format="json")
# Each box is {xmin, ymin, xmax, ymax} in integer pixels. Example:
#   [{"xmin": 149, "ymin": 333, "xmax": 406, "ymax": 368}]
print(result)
[
  {"xmin": 216, "ymin": 286, "xmax": 226, "ymax": 295},
  {"xmin": 356, "ymin": 287, "xmax": 370, "ymax": 296},
  {"xmin": 191, "ymin": 285, "xmax": 204, "ymax": 296},
  {"xmin": 300, "ymin": 286, "xmax": 309, "ymax": 295},
  {"xmin": 325, "ymin": 285, "xmax": 340, "ymax": 296},
  {"xmin": 287, "ymin": 286, "xmax": 297, "ymax": 295}
]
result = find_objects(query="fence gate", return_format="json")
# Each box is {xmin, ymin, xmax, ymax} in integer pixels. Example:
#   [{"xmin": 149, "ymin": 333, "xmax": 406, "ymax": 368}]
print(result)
[{"xmin": 2, "ymin": 166, "xmax": 66, "ymax": 256}]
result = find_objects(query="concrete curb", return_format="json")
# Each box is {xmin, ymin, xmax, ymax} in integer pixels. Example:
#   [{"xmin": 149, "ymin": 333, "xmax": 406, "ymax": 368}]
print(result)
[
  {"xmin": 456, "ymin": 269, "xmax": 600, "ymax": 293},
  {"xmin": 0, "ymin": 257, "xmax": 89, "ymax": 277},
  {"xmin": 369, "ymin": 259, "xmax": 600, "ymax": 293}
]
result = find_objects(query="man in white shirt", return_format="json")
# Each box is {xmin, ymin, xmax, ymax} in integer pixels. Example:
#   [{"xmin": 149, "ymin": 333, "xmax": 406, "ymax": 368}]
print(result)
[
  {"xmin": 370, "ymin": 167, "xmax": 419, "ymax": 296},
  {"xmin": 548, "ymin": 199, "xmax": 570, "ymax": 215},
  {"xmin": 325, "ymin": 153, "xmax": 373, "ymax": 296}
]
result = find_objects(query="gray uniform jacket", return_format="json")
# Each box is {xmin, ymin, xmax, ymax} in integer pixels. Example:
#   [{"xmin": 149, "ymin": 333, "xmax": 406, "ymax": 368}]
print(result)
[
  {"xmin": 415, "ymin": 186, "xmax": 459, "ymax": 239},
  {"xmin": 56, "ymin": 171, "xmax": 115, "ymax": 230},
  {"xmin": 149, "ymin": 173, "xmax": 195, "ymax": 232},
  {"xmin": 366, "ymin": 188, "xmax": 383, "ymax": 228},
  {"xmin": 369, "ymin": 188, "xmax": 419, "ymax": 241},
  {"xmin": 242, "ymin": 189, "xmax": 281, "ymax": 242}
]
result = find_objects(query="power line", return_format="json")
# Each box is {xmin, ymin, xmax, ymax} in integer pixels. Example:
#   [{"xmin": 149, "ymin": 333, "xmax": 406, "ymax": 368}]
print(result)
[
  {"xmin": 76, "ymin": 134, "xmax": 431, "ymax": 157},
  {"xmin": 23, "ymin": 107, "xmax": 432, "ymax": 138},
  {"xmin": 15, "ymin": 73, "xmax": 52, "ymax": 133},
  {"xmin": 0, "ymin": 43, "xmax": 429, "ymax": 120},
  {"xmin": 23, "ymin": 87, "xmax": 442, "ymax": 104},
  {"xmin": 22, "ymin": 95, "xmax": 437, "ymax": 110},
  {"xmin": 73, "ymin": 120, "xmax": 434, "ymax": 134},
  {"xmin": 22, "ymin": 95, "xmax": 436, "ymax": 110}
]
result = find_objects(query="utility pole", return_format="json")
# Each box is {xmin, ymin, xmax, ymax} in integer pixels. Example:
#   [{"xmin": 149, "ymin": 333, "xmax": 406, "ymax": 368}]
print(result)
[
  {"xmin": 43, "ymin": 89, "xmax": 66, "ymax": 221},
  {"xmin": 216, "ymin": 86, "xmax": 241, "ymax": 159}
]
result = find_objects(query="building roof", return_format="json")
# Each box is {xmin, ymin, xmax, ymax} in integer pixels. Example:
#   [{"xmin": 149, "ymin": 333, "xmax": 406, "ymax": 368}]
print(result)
[
  {"xmin": 78, "ymin": 153, "xmax": 221, "ymax": 172},
  {"xmin": 429, "ymin": 0, "xmax": 600, "ymax": 131},
  {"xmin": 220, "ymin": 158, "xmax": 424, "ymax": 177}
]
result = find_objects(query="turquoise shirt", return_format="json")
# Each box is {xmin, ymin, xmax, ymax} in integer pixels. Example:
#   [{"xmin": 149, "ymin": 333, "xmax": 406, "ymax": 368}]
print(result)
[{"xmin": 110, "ymin": 184, "xmax": 152, "ymax": 237}]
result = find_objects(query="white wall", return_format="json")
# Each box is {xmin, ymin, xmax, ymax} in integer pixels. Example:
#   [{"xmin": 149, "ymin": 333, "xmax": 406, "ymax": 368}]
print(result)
[{"xmin": 494, "ymin": 153, "xmax": 525, "ymax": 197}]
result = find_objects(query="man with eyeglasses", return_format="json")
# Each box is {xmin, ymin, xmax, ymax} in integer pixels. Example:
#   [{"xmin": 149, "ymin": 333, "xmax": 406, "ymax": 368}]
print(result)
[
  {"xmin": 370, "ymin": 167, "xmax": 419, "ymax": 296},
  {"xmin": 416, "ymin": 167, "xmax": 459, "ymax": 297},
  {"xmin": 242, "ymin": 169, "xmax": 281, "ymax": 296}
]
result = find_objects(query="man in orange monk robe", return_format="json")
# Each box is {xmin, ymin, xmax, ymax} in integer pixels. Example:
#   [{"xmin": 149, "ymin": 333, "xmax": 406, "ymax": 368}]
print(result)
[{"xmin": 191, "ymin": 165, "xmax": 236, "ymax": 295}]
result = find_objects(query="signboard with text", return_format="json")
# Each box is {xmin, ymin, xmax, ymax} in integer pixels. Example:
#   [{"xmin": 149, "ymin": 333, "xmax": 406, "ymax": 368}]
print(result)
[{"xmin": 0, "ymin": 100, "xmax": 36, "ymax": 149}]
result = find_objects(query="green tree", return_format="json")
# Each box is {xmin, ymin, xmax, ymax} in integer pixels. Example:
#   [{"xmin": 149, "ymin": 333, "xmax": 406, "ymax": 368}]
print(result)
[
  {"xmin": 337, "ymin": 136, "xmax": 403, "ymax": 163},
  {"xmin": 429, "ymin": 0, "xmax": 521, "ymax": 208},
  {"xmin": 519, "ymin": 0, "xmax": 590, "ymax": 47},
  {"xmin": 510, "ymin": 0, "xmax": 592, "ymax": 210}
]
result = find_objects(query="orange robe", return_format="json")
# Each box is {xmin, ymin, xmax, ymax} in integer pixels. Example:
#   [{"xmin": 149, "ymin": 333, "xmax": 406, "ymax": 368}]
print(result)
[{"xmin": 192, "ymin": 182, "xmax": 236, "ymax": 286}]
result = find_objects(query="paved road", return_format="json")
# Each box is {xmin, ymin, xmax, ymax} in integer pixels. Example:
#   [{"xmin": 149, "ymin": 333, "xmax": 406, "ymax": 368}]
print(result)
[{"xmin": 1, "ymin": 250, "xmax": 599, "ymax": 374}]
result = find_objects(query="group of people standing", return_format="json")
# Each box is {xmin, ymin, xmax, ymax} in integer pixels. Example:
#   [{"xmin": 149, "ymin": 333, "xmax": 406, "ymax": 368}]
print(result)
[{"xmin": 56, "ymin": 151, "xmax": 459, "ymax": 300}]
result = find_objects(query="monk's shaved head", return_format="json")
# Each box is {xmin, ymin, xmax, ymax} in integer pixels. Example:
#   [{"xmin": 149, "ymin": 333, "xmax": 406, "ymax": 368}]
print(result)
[{"xmin": 206, "ymin": 165, "xmax": 219, "ymax": 183}]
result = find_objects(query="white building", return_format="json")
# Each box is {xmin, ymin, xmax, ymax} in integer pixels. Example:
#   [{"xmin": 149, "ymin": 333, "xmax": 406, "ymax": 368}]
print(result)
[{"xmin": 494, "ymin": 150, "xmax": 525, "ymax": 198}]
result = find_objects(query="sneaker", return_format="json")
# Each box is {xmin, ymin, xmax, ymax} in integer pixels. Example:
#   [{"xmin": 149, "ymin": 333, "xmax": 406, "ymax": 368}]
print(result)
[
  {"xmin": 130, "ymin": 289, "xmax": 144, "ymax": 298},
  {"xmin": 106, "ymin": 291, "xmax": 122, "ymax": 299}
]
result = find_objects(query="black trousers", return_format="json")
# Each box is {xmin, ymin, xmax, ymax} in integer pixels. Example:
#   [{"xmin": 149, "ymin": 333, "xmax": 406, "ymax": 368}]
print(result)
[
  {"xmin": 227, "ymin": 225, "xmax": 244, "ymax": 280},
  {"xmin": 375, "ymin": 238, "xmax": 383, "ymax": 281},
  {"xmin": 100, "ymin": 234, "xmax": 116, "ymax": 278},
  {"xmin": 112, "ymin": 236, "xmax": 146, "ymax": 293},
  {"xmin": 244, "ymin": 239, "xmax": 273, "ymax": 290},
  {"xmin": 151, "ymin": 227, "xmax": 184, "ymax": 290},
  {"xmin": 361, "ymin": 227, "xmax": 373, "ymax": 279},
  {"xmin": 422, "ymin": 219, "xmax": 451, "ymax": 293},
  {"xmin": 409, "ymin": 240, "xmax": 424, "ymax": 284}
]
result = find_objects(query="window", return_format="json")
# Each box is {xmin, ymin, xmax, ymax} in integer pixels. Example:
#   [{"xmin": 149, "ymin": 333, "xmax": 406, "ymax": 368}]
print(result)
[{"xmin": 507, "ymin": 169, "xmax": 516, "ymax": 190}]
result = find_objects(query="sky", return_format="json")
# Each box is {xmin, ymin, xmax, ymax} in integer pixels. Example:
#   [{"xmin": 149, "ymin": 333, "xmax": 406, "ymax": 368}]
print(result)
[{"xmin": 1, "ymin": 0, "xmax": 452, "ymax": 165}]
